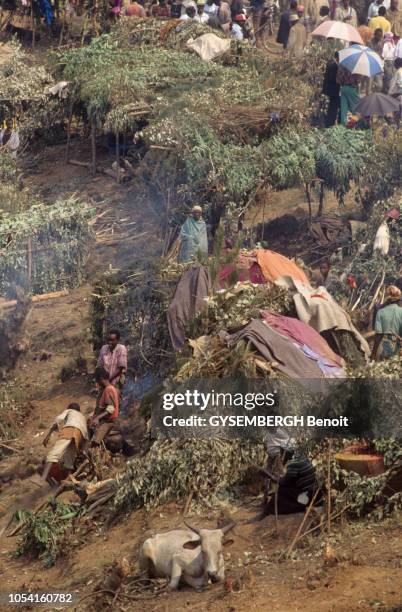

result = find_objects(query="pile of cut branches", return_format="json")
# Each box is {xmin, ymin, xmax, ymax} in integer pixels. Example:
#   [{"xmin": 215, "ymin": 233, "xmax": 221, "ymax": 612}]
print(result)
[{"xmin": 114, "ymin": 438, "xmax": 265, "ymax": 512}]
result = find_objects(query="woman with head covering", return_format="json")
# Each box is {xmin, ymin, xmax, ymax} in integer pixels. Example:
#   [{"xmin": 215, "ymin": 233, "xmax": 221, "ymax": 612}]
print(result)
[
  {"xmin": 178, "ymin": 206, "xmax": 209, "ymax": 262},
  {"xmin": 372, "ymin": 285, "xmax": 402, "ymax": 361}
]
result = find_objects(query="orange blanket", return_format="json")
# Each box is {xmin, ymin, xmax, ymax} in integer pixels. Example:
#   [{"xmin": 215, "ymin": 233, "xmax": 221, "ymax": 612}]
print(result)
[{"xmin": 256, "ymin": 249, "xmax": 309, "ymax": 285}]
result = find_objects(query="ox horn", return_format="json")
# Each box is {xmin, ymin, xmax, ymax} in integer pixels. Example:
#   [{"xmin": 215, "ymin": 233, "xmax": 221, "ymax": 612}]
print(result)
[
  {"xmin": 184, "ymin": 520, "xmax": 201, "ymax": 535},
  {"xmin": 221, "ymin": 521, "xmax": 236, "ymax": 535}
]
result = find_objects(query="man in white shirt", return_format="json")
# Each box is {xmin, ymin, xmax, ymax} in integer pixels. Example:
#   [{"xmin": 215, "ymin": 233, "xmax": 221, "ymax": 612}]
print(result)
[
  {"xmin": 42, "ymin": 402, "xmax": 88, "ymax": 481},
  {"xmin": 194, "ymin": 0, "xmax": 209, "ymax": 21},
  {"xmin": 396, "ymin": 38, "xmax": 402, "ymax": 59},
  {"xmin": 368, "ymin": 0, "xmax": 385, "ymax": 20}
]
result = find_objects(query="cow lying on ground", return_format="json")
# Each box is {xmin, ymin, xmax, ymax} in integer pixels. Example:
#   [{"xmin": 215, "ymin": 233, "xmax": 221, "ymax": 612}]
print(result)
[{"xmin": 139, "ymin": 521, "xmax": 235, "ymax": 590}]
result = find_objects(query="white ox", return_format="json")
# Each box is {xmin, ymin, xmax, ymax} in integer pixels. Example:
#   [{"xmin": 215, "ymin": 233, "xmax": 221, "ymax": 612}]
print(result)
[{"xmin": 139, "ymin": 521, "xmax": 235, "ymax": 590}]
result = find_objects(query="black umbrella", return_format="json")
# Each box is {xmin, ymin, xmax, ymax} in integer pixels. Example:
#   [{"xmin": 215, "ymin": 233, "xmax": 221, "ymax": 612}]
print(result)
[{"xmin": 355, "ymin": 93, "xmax": 400, "ymax": 117}]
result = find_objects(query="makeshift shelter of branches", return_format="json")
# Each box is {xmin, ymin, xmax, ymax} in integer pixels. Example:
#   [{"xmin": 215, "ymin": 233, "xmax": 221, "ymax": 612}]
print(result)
[
  {"xmin": 0, "ymin": 42, "xmax": 64, "ymax": 144},
  {"xmin": 114, "ymin": 438, "xmax": 266, "ymax": 512},
  {"xmin": 0, "ymin": 196, "xmax": 93, "ymax": 297}
]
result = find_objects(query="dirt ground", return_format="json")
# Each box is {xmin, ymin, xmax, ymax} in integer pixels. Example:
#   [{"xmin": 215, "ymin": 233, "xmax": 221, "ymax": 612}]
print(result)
[{"xmin": 0, "ymin": 139, "xmax": 401, "ymax": 612}]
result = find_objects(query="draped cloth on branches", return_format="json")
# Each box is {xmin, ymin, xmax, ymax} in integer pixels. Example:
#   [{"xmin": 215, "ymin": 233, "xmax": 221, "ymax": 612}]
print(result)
[
  {"xmin": 222, "ymin": 319, "xmax": 324, "ymax": 379},
  {"xmin": 281, "ymin": 278, "xmax": 370, "ymax": 357},
  {"xmin": 256, "ymin": 249, "xmax": 309, "ymax": 285},
  {"xmin": 186, "ymin": 33, "xmax": 231, "ymax": 62},
  {"xmin": 260, "ymin": 311, "xmax": 344, "ymax": 369},
  {"xmin": 167, "ymin": 265, "xmax": 211, "ymax": 350},
  {"xmin": 309, "ymin": 216, "xmax": 351, "ymax": 247}
]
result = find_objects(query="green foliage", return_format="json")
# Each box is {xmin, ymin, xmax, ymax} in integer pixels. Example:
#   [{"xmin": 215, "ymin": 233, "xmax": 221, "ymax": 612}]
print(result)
[
  {"xmin": 0, "ymin": 41, "xmax": 64, "ymax": 142},
  {"xmin": 114, "ymin": 439, "xmax": 265, "ymax": 512},
  {"xmin": 13, "ymin": 501, "xmax": 79, "ymax": 567},
  {"xmin": 263, "ymin": 129, "xmax": 316, "ymax": 188},
  {"xmin": 0, "ymin": 198, "xmax": 93, "ymax": 298},
  {"xmin": 314, "ymin": 126, "xmax": 371, "ymax": 202}
]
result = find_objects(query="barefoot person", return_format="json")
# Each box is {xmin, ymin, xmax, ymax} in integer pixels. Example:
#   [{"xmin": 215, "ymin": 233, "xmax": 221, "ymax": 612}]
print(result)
[
  {"xmin": 90, "ymin": 367, "xmax": 120, "ymax": 446},
  {"xmin": 42, "ymin": 403, "xmax": 88, "ymax": 481},
  {"xmin": 97, "ymin": 329, "xmax": 128, "ymax": 390}
]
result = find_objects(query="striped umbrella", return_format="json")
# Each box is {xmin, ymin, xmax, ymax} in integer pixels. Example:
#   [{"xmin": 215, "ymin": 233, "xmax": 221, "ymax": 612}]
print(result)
[{"xmin": 338, "ymin": 44, "xmax": 383, "ymax": 77}]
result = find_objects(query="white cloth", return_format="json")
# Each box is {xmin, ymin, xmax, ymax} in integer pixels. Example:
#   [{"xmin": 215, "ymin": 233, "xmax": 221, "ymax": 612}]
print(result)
[
  {"xmin": 231, "ymin": 22, "xmax": 244, "ymax": 40},
  {"xmin": 395, "ymin": 39, "xmax": 402, "ymax": 59},
  {"xmin": 373, "ymin": 221, "xmax": 390, "ymax": 255},
  {"xmin": 46, "ymin": 438, "xmax": 76, "ymax": 469},
  {"xmin": 180, "ymin": 13, "xmax": 192, "ymax": 19},
  {"xmin": 194, "ymin": 12, "xmax": 209, "ymax": 22},
  {"xmin": 186, "ymin": 32, "xmax": 231, "ymax": 60},
  {"xmin": 54, "ymin": 408, "xmax": 89, "ymax": 439},
  {"xmin": 382, "ymin": 41, "xmax": 395, "ymax": 60},
  {"xmin": 204, "ymin": 1, "xmax": 218, "ymax": 14}
]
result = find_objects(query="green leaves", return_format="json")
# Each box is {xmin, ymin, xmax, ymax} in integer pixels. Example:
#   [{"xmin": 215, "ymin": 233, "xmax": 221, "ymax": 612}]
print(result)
[{"xmin": 0, "ymin": 197, "xmax": 93, "ymax": 298}]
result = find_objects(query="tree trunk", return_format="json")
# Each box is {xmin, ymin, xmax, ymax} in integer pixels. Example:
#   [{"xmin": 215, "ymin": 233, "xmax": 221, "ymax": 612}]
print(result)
[{"xmin": 91, "ymin": 119, "xmax": 96, "ymax": 176}]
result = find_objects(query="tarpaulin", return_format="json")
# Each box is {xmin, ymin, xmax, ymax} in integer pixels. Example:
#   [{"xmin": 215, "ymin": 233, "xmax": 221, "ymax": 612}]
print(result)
[
  {"xmin": 256, "ymin": 249, "xmax": 309, "ymax": 285},
  {"xmin": 167, "ymin": 265, "xmax": 211, "ymax": 350}
]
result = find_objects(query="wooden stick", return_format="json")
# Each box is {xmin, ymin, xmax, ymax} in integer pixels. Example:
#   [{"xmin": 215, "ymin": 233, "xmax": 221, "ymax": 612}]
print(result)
[
  {"xmin": 183, "ymin": 489, "xmax": 193, "ymax": 516},
  {"xmin": 91, "ymin": 119, "xmax": 96, "ymax": 176},
  {"xmin": 284, "ymin": 487, "xmax": 321, "ymax": 558},
  {"xmin": 0, "ymin": 289, "xmax": 69, "ymax": 310},
  {"xmin": 327, "ymin": 439, "xmax": 332, "ymax": 536},
  {"xmin": 0, "ymin": 442, "xmax": 20, "ymax": 454},
  {"xmin": 27, "ymin": 238, "xmax": 32, "ymax": 284},
  {"xmin": 65, "ymin": 102, "xmax": 73, "ymax": 163}
]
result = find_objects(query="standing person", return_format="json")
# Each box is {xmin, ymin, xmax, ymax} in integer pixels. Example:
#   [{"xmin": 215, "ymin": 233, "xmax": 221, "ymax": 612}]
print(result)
[
  {"xmin": 389, "ymin": 57, "xmax": 402, "ymax": 120},
  {"xmin": 277, "ymin": 0, "xmax": 298, "ymax": 48},
  {"xmin": 97, "ymin": 329, "xmax": 128, "ymax": 390},
  {"xmin": 42, "ymin": 403, "xmax": 88, "ymax": 482},
  {"xmin": 316, "ymin": 3, "xmax": 330, "ymax": 24},
  {"xmin": 368, "ymin": 0, "xmax": 384, "ymax": 21},
  {"xmin": 286, "ymin": 12, "xmax": 307, "ymax": 57},
  {"xmin": 218, "ymin": 0, "xmax": 232, "ymax": 25},
  {"xmin": 323, "ymin": 53, "xmax": 340, "ymax": 127},
  {"xmin": 372, "ymin": 286, "xmax": 402, "ymax": 361},
  {"xmin": 194, "ymin": 0, "xmax": 209, "ymax": 21},
  {"xmin": 334, "ymin": 0, "xmax": 357, "ymax": 27},
  {"xmin": 388, "ymin": 0, "xmax": 401, "ymax": 39},
  {"xmin": 337, "ymin": 63, "xmax": 361, "ymax": 125},
  {"xmin": 250, "ymin": 0, "xmax": 266, "ymax": 43},
  {"xmin": 369, "ymin": 5, "xmax": 391, "ymax": 32},
  {"xmin": 90, "ymin": 367, "xmax": 120, "ymax": 446},
  {"xmin": 180, "ymin": 4, "xmax": 196, "ymax": 17},
  {"xmin": 231, "ymin": 13, "xmax": 247, "ymax": 38},
  {"xmin": 382, "ymin": 31, "xmax": 396, "ymax": 91},
  {"xmin": 171, "ymin": 0, "xmax": 183, "ymax": 17},
  {"xmin": 151, "ymin": 0, "xmax": 171, "ymax": 17},
  {"xmin": 178, "ymin": 205, "xmax": 208, "ymax": 262},
  {"xmin": 368, "ymin": 28, "xmax": 385, "ymax": 91}
]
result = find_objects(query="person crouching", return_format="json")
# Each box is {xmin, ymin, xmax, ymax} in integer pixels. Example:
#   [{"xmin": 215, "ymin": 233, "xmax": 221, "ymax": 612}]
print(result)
[{"xmin": 42, "ymin": 402, "xmax": 88, "ymax": 482}]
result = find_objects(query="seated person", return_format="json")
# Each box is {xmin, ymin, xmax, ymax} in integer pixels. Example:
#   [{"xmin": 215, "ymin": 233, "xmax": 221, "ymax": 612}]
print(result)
[{"xmin": 90, "ymin": 367, "xmax": 120, "ymax": 446}]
